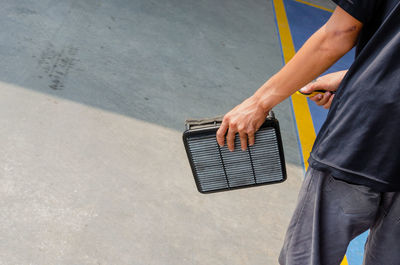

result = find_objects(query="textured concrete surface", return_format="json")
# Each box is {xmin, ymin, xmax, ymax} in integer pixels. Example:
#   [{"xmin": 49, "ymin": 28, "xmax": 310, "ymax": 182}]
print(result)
[
  {"xmin": 0, "ymin": 0, "xmax": 338, "ymax": 264},
  {"xmin": 0, "ymin": 82, "xmax": 303, "ymax": 264}
]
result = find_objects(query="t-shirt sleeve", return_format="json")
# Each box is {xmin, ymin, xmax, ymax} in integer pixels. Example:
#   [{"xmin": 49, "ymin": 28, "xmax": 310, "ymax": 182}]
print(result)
[{"xmin": 332, "ymin": 0, "xmax": 377, "ymax": 24}]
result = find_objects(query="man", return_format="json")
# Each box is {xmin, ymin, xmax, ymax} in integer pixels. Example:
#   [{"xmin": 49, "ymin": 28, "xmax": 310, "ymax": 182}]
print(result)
[{"xmin": 216, "ymin": 0, "xmax": 400, "ymax": 264}]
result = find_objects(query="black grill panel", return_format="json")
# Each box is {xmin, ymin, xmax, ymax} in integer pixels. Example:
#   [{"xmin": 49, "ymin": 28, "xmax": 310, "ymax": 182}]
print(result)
[
  {"xmin": 184, "ymin": 118, "xmax": 286, "ymax": 193},
  {"xmin": 187, "ymin": 134, "xmax": 228, "ymax": 191},
  {"xmin": 249, "ymin": 128, "xmax": 283, "ymax": 184},
  {"xmin": 220, "ymin": 137, "xmax": 255, "ymax": 188}
]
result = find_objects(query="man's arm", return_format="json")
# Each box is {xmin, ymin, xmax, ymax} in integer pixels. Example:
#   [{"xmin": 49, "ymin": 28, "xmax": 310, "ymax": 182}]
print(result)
[{"xmin": 217, "ymin": 6, "xmax": 362, "ymax": 151}]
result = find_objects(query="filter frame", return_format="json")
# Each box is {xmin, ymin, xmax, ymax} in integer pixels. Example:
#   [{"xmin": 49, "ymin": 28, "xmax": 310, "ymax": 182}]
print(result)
[{"xmin": 183, "ymin": 117, "xmax": 287, "ymax": 193}]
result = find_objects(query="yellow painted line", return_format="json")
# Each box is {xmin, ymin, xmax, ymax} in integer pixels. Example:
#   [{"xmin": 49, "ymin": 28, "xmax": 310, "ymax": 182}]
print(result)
[
  {"xmin": 272, "ymin": 0, "xmax": 347, "ymax": 263},
  {"xmin": 273, "ymin": 0, "xmax": 296, "ymax": 65},
  {"xmin": 294, "ymin": 0, "xmax": 334, "ymax": 12},
  {"xmin": 290, "ymin": 94, "xmax": 316, "ymax": 169},
  {"xmin": 272, "ymin": 0, "xmax": 315, "ymax": 170}
]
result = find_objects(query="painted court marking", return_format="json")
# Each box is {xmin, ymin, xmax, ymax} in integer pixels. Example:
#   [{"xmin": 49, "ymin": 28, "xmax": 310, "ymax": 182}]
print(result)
[{"xmin": 294, "ymin": 0, "xmax": 334, "ymax": 12}]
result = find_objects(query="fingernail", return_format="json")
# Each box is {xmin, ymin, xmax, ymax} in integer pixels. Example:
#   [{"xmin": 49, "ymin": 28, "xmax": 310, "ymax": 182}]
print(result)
[{"xmin": 317, "ymin": 94, "xmax": 322, "ymax": 100}]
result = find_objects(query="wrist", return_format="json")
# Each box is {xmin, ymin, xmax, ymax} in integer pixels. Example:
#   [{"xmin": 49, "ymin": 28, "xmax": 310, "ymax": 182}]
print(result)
[
  {"xmin": 249, "ymin": 94, "xmax": 269, "ymax": 115},
  {"xmin": 253, "ymin": 79, "xmax": 285, "ymax": 113}
]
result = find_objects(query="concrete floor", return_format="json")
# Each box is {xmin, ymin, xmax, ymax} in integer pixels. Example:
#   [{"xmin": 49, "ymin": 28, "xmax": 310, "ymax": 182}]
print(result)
[{"xmin": 0, "ymin": 0, "xmax": 332, "ymax": 264}]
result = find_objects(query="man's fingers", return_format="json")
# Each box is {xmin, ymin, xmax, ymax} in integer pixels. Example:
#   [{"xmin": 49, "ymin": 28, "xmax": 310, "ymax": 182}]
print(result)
[
  {"xmin": 309, "ymin": 94, "xmax": 323, "ymax": 103},
  {"xmin": 248, "ymin": 132, "xmax": 255, "ymax": 146},
  {"xmin": 226, "ymin": 128, "xmax": 237, "ymax": 152},
  {"xmin": 239, "ymin": 132, "xmax": 248, "ymax": 151},
  {"xmin": 216, "ymin": 120, "xmax": 229, "ymax": 147},
  {"xmin": 324, "ymin": 94, "xmax": 335, "ymax": 109},
  {"xmin": 310, "ymin": 91, "xmax": 334, "ymax": 109},
  {"xmin": 316, "ymin": 92, "xmax": 331, "ymax": 106}
]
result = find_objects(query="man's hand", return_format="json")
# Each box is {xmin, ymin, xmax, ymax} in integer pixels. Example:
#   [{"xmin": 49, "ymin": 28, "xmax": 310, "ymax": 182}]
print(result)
[
  {"xmin": 300, "ymin": 70, "xmax": 347, "ymax": 109},
  {"xmin": 216, "ymin": 95, "xmax": 268, "ymax": 151}
]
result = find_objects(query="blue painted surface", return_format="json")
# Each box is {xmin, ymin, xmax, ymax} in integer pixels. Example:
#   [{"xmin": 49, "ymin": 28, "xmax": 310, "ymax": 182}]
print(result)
[
  {"xmin": 283, "ymin": 0, "xmax": 366, "ymax": 263},
  {"xmin": 347, "ymin": 231, "xmax": 369, "ymax": 265}
]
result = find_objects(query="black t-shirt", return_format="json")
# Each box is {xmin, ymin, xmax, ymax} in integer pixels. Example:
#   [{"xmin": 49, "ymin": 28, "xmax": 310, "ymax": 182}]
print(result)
[{"xmin": 309, "ymin": 0, "xmax": 400, "ymax": 191}]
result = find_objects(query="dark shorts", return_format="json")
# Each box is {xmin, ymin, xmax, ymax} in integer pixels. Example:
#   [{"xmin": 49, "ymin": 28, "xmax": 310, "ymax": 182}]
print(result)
[{"xmin": 279, "ymin": 168, "xmax": 400, "ymax": 265}]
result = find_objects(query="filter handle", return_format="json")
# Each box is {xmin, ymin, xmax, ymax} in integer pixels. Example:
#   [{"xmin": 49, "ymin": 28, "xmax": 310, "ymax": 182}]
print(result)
[{"xmin": 185, "ymin": 109, "xmax": 275, "ymax": 130}]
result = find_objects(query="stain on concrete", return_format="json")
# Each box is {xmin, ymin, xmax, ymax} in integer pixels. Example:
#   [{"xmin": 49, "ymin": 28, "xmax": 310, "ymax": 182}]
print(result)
[
  {"xmin": 14, "ymin": 7, "xmax": 37, "ymax": 15},
  {"xmin": 38, "ymin": 44, "xmax": 79, "ymax": 90}
]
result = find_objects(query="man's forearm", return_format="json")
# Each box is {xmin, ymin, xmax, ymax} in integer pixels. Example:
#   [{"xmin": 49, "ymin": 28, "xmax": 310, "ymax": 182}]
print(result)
[{"xmin": 253, "ymin": 9, "xmax": 361, "ymax": 111}]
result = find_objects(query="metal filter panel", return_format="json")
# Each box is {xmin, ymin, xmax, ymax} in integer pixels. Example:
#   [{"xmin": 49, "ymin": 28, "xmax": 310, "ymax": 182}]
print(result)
[{"xmin": 183, "ymin": 118, "xmax": 286, "ymax": 193}]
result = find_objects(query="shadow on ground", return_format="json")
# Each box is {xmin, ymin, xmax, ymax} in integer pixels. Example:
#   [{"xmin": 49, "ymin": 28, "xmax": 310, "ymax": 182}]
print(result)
[{"xmin": 1, "ymin": 0, "xmax": 301, "ymax": 165}]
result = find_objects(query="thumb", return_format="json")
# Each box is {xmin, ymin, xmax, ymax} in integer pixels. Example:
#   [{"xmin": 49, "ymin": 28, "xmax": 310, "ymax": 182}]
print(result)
[{"xmin": 300, "ymin": 82, "xmax": 318, "ymax": 93}]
